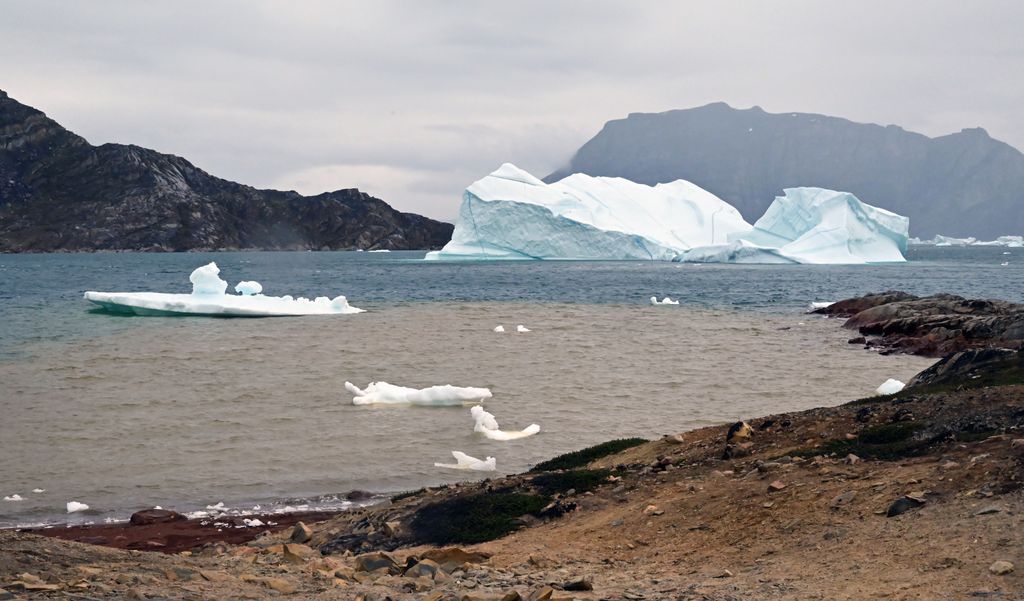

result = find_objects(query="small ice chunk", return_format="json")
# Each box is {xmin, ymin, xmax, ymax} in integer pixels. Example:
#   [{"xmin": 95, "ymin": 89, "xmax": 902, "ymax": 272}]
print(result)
[
  {"xmin": 368, "ymin": 249, "xmax": 391, "ymax": 253},
  {"xmin": 206, "ymin": 501, "xmax": 226, "ymax": 510},
  {"xmin": 808, "ymin": 301, "xmax": 835, "ymax": 310},
  {"xmin": 651, "ymin": 296, "xmax": 679, "ymax": 305},
  {"xmin": 4, "ymin": 494, "xmax": 24, "ymax": 502},
  {"xmin": 32, "ymin": 488, "xmax": 45, "ymax": 494},
  {"xmin": 494, "ymin": 325, "xmax": 505, "ymax": 333},
  {"xmin": 154, "ymin": 505, "xmax": 162, "ymax": 510},
  {"xmin": 190, "ymin": 262, "xmax": 229, "ymax": 296},
  {"xmin": 434, "ymin": 451, "xmax": 496, "ymax": 471},
  {"xmin": 516, "ymin": 325, "xmax": 531, "ymax": 333},
  {"xmin": 234, "ymin": 281, "xmax": 263, "ymax": 296},
  {"xmin": 345, "ymin": 381, "xmax": 492, "ymax": 406},
  {"xmin": 1000, "ymin": 262, "xmax": 1009, "ymax": 266},
  {"xmin": 67, "ymin": 501, "xmax": 90, "ymax": 513},
  {"xmin": 876, "ymin": 378, "xmax": 905, "ymax": 395},
  {"xmin": 471, "ymin": 405, "xmax": 540, "ymax": 441},
  {"xmin": 243, "ymin": 518, "xmax": 265, "ymax": 527}
]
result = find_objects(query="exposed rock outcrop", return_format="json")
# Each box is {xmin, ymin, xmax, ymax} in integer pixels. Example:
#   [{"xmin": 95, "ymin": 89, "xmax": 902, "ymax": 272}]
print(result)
[
  {"xmin": 0, "ymin": 90, "xmax": 453, "ymax": 252},
  {"xmin": 816, "ymin": 292, "xmax": 1024, "ymax": 356}
]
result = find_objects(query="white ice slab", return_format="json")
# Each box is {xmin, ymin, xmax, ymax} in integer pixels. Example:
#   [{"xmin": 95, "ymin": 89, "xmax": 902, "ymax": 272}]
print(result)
[
  {"xmin": 471, "ymin": 405, "xmax": 540, "ymax": 441},
  {"xmin": 433, "ymin": 451, "xmax": 496, "ymax": 471},
  {"xmin": 84, "ymin": 262, "xmax": 364, "ymax": 317},
  {"xmin": 345, "ymin": 381, "xmax": 492, "ymax": 406}
]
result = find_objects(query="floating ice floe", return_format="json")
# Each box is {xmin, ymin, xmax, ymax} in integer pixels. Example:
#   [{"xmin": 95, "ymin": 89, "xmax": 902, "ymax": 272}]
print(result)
[
  {"xmin": 3, "ymin": 494, "xmax": 24, "ymax": 502},
  {"xmin": 434, "ymin": 451, "xmax": 496, "ymax": 471},
  {"xmin": 876, "ymin": 379, "xmax": 906, "ymax": 395},
  {"xmin": 368, "ymin": 249, "xmax": 391, "ymax": 253},
  {"xmin": 516, "ymin": 325, "xmax": 531, "ymax": 333},
  {"xmin": 84, "ymin": 262, "xmax": 364, "ymax": 317},
  {"xmin": 345, "ymin": 381, "xmax": 492, "ymax": 406},
  {"xmin": 425, "ymin": 165, "xmax": 908, "ymax": 264},
  {"xmin": 66, "ymin": 501, "xmax": 90, "ymax": 513},
  {"xmin": 470, "ymin": 405, "xmax": 541, "ymax": 441},
  {"xmin": 32, "ymin": 488, "xmax": 45, "ymax": 494},
  {"xmin": 494, "ymin": 325, "xmax": 506, "ymax": 333},
  {"xmin": 425, "ymin": 163, "xmax": 751, "ymax": 261},
  {"xmin": 1001, "ymin": 262, "xmax": 1010, "ymax": 267},
  {"xmin": 651, "ymin": 296, "xmax": 679, "ymax": 305}
]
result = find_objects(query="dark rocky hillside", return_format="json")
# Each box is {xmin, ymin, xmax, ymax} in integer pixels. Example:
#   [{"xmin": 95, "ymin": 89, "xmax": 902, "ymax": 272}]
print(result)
[
  {"xmin": 547, "ymin": 103, "xmax": 1024, "ymax": 238},
  {"xmin": 0, "ymin": 90, "xmax": 453, "ymax": 252}
]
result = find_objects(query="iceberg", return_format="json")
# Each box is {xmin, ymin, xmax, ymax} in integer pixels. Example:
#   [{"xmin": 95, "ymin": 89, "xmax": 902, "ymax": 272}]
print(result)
[
  {"xmin": 426, "ymin": 166, "xmax": 907, "ymax": 264},
  {"xmin": 425, "ymin": 163, "xmax": 752, "ymax": 261},
  {"xmin": 84, "ymin": 262, "xmax": 364, "ymax": 317},
  {"xmin": 470, "ymin": 405, "xmax": 540, "ymax": 441},
  {"xmin": 434, "ymin": 451, "xmax": 496, "ymax": 471},
  {"xmin": 344, "ymin": 381, "xmax": 492, "ymax": 406},
  {"xmin": 516, "ymin": 324, "xmax": 531, "ymax": 333},
  {"xmin": 876, "ymin": 378, "xmax": 906, "ymax": 395},
  {"xmin": 3, "ymin": 494, "xmax": 24, "ymax": 502},
  {"xmin": 684, "ymin": 188, "xmax": 908, "ymax": 264},
  {"xmin": 493, "ymin": 325, "xmax": 506, "ymax": 333},
  {"xmin": 651, "ymin": 296, "xmax": 679, "ymax": 305}
]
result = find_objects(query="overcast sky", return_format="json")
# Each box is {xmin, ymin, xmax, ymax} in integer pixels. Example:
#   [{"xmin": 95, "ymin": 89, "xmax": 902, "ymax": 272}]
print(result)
[{"xmin": 2, "ymin": 1, "xmax": 1022, "ymax": 221}]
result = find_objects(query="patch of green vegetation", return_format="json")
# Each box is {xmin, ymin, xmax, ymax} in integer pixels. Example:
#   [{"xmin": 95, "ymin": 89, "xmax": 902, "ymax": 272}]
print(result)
[
  {"xmin": 858, "ymin": 422, "xmax": 924, "ymax": 444},
  {"xmin": 789, "ymin": 422, "xmax": 931, "ymax": 461},
  {"xmin": 529, "ymin": 438, "xmax": 648, "ymax": 472},
  {"xmin": 390, "ymin": 488, "xmax": 426, "ymax": 502},
  {"xmin": 409, "ymin": 492, "xmax": 550, "ymax": 545},
  {"xmin": 953, "ymin": 430, "xmax": 997, "ymax": 442},
  {"xmin": 530, "ymin": 469, "xmax": 611, "ymax": 495}
]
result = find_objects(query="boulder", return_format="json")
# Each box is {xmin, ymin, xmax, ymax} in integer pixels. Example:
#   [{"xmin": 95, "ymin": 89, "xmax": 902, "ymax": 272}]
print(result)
[
  {"xmin": 290, "ymin": 521, "xmax": 313, "ymax": 543},
  {"xmin": 129, "ymin": 509, "xmax": 185, "ymax": 526}
]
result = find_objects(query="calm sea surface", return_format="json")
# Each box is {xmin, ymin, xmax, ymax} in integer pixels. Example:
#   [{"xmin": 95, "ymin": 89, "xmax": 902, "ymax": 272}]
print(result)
[{"xmin": 0, "ymin": 247, "xmax": 1020, "ymax": 527}]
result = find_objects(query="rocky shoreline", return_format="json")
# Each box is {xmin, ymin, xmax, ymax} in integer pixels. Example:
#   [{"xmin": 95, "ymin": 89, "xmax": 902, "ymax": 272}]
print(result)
[{"xmin": 2, "ymin": 291, "xmax": 1022, "ymax": 600}]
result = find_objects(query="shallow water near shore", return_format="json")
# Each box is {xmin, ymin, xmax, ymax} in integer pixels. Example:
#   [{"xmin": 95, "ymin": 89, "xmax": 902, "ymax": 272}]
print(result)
[{"xmin": 0, "ymin": 247, "xmax": 1019, "ymax": 527}]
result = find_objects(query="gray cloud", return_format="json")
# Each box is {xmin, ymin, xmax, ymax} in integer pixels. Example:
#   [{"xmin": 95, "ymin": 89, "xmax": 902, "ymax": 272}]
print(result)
[{"xmin": 2, "ymin": 0, "xmax": 1022, "ymax": 220}]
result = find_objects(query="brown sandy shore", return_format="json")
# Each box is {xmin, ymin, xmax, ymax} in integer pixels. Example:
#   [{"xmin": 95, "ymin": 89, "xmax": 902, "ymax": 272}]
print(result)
[{"xmin": 2, "ymin": 292, "xmax": 1023, "ymax": 600}]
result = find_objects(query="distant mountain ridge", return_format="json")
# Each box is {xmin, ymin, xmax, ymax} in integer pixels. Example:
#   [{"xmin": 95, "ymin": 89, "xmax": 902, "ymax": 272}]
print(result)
[
  {"xmin": 547, "ymin": 103, "xmax": 1024, "ymax": 238},
  {"xmin": 0, "ymin": 90, "xmax": 453, "ymax": 252}
]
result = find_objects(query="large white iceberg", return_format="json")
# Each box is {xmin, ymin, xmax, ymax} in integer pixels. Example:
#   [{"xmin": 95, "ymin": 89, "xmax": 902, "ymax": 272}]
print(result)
[
  {"xmin": 425, "ymin": 164, "xmax": 752, "ymax": 261},
  {"xmin": 470, "ymin": 405, "xmax": 540, "ymax": 441},
  {"xmin": 344, "ymin": 381, "xmax": 492, "ymax": 406},
  {"xmin": 683, "ymin": 188, "xmax": 909, "ymax": 264},
  {"xmin": 425, "ymin": 165, "xmax": 907, "ymax": 264},
  {"xmin": 84, "ymin": 262, "xmax": 364, "ymax": 317}
]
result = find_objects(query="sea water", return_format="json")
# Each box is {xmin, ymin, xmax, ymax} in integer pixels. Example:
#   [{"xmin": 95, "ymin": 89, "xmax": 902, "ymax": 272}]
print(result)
[{"xmin": 0, "ymin": 247, "xmax": 1019, "ymax": 527}]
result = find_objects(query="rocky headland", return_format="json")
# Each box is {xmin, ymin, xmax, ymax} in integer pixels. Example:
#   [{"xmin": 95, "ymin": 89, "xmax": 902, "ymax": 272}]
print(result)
[
  {"xmin": 3, "ymin": 293, "xmax": 1023, "ymax": 600},
  {"xmin": 0, "ymin": 90, "xmax": 454, "ymax": 252}
]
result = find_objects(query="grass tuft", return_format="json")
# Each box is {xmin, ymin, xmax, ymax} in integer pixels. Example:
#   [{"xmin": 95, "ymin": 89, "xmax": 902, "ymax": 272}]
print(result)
[
  {"xmin": 529, "ymin": 438, "xmax": 647, "ymax": 472},
  {"xmin": 530, "ymin": 469, "xmax": 612, "ymax": 495}
]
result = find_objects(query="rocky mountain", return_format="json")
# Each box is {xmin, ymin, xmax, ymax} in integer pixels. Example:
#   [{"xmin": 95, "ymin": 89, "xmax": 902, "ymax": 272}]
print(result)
[
  {"xmin": 547, "ymin": 103, "xmax": 1024, "ymax": 238},
  {"xmin": 0, "ymin": 90, "xmax": 453, "ymax": 252}
]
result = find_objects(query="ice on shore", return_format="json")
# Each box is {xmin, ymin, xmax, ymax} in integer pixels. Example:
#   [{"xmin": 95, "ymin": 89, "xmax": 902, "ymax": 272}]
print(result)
[
  {"xmin": 345, "ymin": 381, "xmax": 492, "ymax": 406},
  {"xmin": 471, "ymin": 405, "xmax": 541, "ymax": 441},
  {"xmin": 66, "ymin": 501, "xmax": 89, "ymax": 513},
  {"xmin": 516, "ymin": 325, "xmax": 531, "ymax": 333},
  {"xmin": 684, "ymin": 188, "xmax": 909, "ymax": 264},
  {"xmin": 3, "ymin": 494, "xmax": 24, "ymax": 502},
  {"xmin": 242, "ymin": 518, "xmax": 265, "ymax": 527},
  {"xmin": 876, "ymin": 378, "xmax": 906, "ymax": 395},
  {"xmin": 494, "ymin": 325, "xmax": 506, "ymax": 333},
  {"xmin": 651, "ymin": 296, "xmax": 679, "ymax": 305},
  {"xmin": 809, "ymin": 301, "xmax": 835, "ymax": 310},
  {"xmin": 425, "ymin": 163, "xmax": 752, "ymax": 261},
  {"xmin": 434, "ymin": 451, "xmax": 496, "ymax": 471},
  {"xmin": 84, "ymin": 262, "xmax": 364, "ymax": 317}
]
